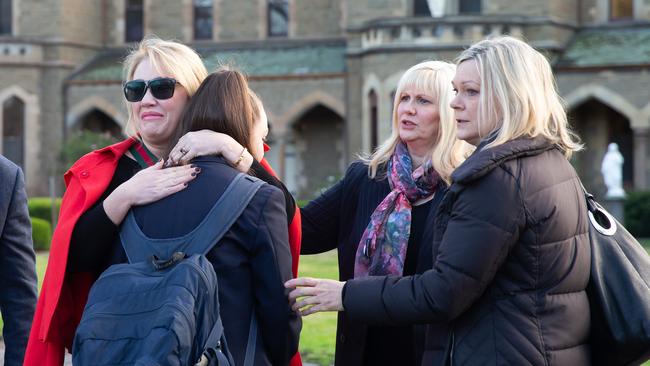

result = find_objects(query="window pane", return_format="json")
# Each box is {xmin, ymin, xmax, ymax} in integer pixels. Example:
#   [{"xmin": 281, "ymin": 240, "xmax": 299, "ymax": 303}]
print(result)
[
  {"xmin": 459, "ymin": 0, "xmax": 481, "ymax": 14},
  {"xmin": 268, "ymin": 0, "xmax": 288, "ymax": 37},
  {"xmin": 125, "ymin": 0, "xmax": 143, "ymax": 42},
  {"xmin": 0, "ymin": 0, "xmax": 12, "ymax": 35},
  {"xmin": 414, "ymin": 0, "xmax": 431, "ymax": 16},
  {"xmin": 3, "ymin": 97, "xmax": 25, "ymax": 167},
  {"xmin": 194, "ymin": 0, "xmax": 212, "ymax": 40},
  {"xmin": 368, "ymin": 90, "xmax": 378, "ymax": 150},
  {"xmin": 611, "ymin": 0, "xmax": 633, "ymax": 20}
]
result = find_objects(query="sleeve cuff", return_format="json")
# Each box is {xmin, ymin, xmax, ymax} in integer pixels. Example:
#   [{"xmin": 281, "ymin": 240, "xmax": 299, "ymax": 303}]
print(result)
[{"xmin": 342, "ymin": 276, "xmax": 390, "ymax": 323}]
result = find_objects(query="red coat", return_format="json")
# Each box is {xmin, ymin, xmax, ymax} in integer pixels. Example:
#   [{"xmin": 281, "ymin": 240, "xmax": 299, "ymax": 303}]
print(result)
[{"xmin": 24, "ymin": 138, "xmax": 302, "ymax": 365}]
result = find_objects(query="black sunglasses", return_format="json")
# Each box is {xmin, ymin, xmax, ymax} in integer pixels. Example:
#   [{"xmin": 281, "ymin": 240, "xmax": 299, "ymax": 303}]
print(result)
[{"xmin": 123, "ymin": 77, "xmax": 180, "ymax": 102}]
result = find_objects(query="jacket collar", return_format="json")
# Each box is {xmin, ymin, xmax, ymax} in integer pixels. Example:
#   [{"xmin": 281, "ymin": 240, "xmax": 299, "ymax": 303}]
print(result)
[
  {"xmin": 451, "ymin": 135, "xmax": 555, "ymax": 185},
  {"xmin": 67, "ymin": 137, "xmax": 137, "ymax": 176}
]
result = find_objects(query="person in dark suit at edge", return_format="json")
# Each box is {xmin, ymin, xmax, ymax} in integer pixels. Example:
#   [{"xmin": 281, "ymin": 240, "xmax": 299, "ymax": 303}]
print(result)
[{"xmin": 0, "ymin": 155, "xmax": 38, "ymax": 366}]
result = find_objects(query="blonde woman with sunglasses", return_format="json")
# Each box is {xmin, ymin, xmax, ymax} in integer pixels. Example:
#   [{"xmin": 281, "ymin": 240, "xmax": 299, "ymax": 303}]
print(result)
[{"xmin": 24, "ymin": 37, "xmax": 207, "ymax": 366}]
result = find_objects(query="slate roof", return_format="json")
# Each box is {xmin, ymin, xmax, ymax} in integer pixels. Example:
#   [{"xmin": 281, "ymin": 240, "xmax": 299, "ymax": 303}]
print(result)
[
  {"xmin": 201, "ymin": 43, "xmax": 346, "ymax": 75},
  {"xmin": 69, "ymin": 41, "xmax": 347, "ymax": 82},
  {"xmin": 557, "ymin": 26, "xmax": 650, "ymax": 67}
]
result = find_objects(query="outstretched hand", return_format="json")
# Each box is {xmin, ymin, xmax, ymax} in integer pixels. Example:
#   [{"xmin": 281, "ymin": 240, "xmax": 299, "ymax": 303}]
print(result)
[{"xmin": 285, "ymin": 277, "xmax": 345, "ymax": 316}]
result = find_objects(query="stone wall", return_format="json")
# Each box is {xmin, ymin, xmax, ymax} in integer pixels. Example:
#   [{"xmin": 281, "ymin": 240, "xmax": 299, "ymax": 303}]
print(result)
[{"xmin": 294, "ymin": 0, "xmax": 342, "ymax": 38}]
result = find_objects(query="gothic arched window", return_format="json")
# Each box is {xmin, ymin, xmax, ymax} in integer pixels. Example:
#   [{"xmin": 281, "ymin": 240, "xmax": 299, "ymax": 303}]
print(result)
[
  {"xmin": 194, "ymin": 0, "xmax": 213, "ymax": 40},
  {"xmin": 268, "ymin": 0, "xmax": 288, "ymax": 37},
  {"xmin": 125, "ymin": 0, "xmax": 144, "ymax": 42},
  {"xmin": 0, "ymin": 0, "xmax": 11, "ymax": 35},
  {"xmin": 3, "ymin": 96, "xmax": 25, "ymax": 168},
  {"xmin": 414, "ymin": 0, "xmax": 431, "ymax": 16},
  {"xmin": 369, "ymin": 90, "xmax": 378, "ymax": 151}
]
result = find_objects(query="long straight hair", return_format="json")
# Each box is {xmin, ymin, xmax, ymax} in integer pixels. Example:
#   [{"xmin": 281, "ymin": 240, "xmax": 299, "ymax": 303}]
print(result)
[
  {"xmin": 365, "ymin": 61, "xmax": 472, "ymax": 183},
  {"xmin": 165, "ymin": 69, "xmax": 258, "ymax": 159},
  {"xmin": 456, "ymin": 36, "xmax": 582, "ymax": 158}
]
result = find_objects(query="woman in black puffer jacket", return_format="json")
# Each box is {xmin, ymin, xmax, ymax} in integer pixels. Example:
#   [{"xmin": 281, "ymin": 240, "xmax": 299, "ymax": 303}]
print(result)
[{"xmin": 286, "ymin": 36, "xmax": 591, "ymax": 365}]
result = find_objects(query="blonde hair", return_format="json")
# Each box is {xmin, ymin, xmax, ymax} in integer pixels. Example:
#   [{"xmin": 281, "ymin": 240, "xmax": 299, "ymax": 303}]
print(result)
[
  {"xmin": 123, "ymin": 35, "xmax": 208, "ymax": 135},
  {"xmin": 456, "ymin": 36, "xmax": 582, "ymax": 158},
  {"xmin": 365, "ymin": 61, "xmax": 471, "ymax": 184}
]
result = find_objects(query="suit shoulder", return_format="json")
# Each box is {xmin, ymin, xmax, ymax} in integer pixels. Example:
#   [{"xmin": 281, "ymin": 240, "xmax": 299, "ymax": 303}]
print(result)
[
  {"xmin": 0, "ymin": 155, "xmax": 19, "ymax": 174},
  {"xmin": 0, "ymin": 155, "xmax": 19, "ymax": 180}
]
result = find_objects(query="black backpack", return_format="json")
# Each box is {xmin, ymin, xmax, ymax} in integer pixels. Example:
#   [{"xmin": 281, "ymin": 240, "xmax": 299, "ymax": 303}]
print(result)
[{"xmin": 72, "ymin": 173, "xmax": 264, "ymax": 366}]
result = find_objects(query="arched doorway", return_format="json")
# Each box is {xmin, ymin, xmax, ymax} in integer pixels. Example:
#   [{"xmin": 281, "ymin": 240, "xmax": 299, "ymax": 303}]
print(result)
[
  {"xmin": 569, "ymin": 99, "xmax": 634, "ymax": 197},
  {"xmin": 2, "ymin": 96, "xmax": 25, "ymax": 168},
  {"xmin": 291, "ymin": 105, "xmax": 344, "ymax": 199},
  {"xmin": 77, "ymin": 109, "xmax": 124, "ymax": 139}
]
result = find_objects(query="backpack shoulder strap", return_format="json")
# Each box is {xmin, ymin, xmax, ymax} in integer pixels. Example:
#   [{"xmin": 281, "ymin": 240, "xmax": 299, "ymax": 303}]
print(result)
[
  {"xmin": 119, "ymin": 172, "xmax": 265, "ymax": 262},
  {"xmin": 183, "ymin": 172, "xmax": 265, "ymax": 256}
]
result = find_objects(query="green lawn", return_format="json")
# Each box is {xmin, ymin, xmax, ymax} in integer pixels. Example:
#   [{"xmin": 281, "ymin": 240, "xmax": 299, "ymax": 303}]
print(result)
[
  {"xmin": 296, "ymin": 251, "xmax": 339, "ymax": 366},
  {"xmin": 0, "ymin": 252, "xmax": 48, "ymax": 339}
]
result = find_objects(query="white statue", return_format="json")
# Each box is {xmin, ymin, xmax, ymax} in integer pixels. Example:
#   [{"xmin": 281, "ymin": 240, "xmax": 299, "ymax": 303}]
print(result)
[
  {"xmin": 601, "ymin": 142, "xmax": 625, "ymax": 198},
  {"xmin": 426, "ymin": 0, "xmax": 446, "ymax": 17}
]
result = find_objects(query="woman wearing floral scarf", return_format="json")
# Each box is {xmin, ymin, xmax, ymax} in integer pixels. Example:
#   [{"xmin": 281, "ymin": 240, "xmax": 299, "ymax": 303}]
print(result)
[{"xmin": 296, "ymin": 61, "xmax": 470, "ymax": 366}]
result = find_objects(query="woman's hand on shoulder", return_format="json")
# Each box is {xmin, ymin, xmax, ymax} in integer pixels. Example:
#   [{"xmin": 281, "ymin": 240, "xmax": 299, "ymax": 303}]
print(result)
[
  {"xmin": 168, "ymin": 130, "xmax": 253, "ymax": 172},
  {"xmin": 103, "ymin": 161, "xmax": 200, "ymax": 224},
  {"xmin": 285, "ymin": 277, "xmax": 345, "ymax": 316}
]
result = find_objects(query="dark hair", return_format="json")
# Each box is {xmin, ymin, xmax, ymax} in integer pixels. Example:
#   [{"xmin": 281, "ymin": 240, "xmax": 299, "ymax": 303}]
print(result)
[{"xmin": 166, "ymin": 69, "xmax": 258, "ymax": 159}]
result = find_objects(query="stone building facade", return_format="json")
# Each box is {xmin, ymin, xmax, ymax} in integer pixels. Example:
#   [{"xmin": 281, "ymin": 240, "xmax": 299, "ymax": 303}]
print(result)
[{"xmin": 0, "ymin": 0, "xmax": 648, "ymax": 199}]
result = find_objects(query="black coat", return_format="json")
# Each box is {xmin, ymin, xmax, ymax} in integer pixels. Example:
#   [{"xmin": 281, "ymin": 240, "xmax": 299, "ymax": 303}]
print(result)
[
  {"xmin": 301, "ymin": 161, "xmax": 445, "ymax": 366},
  {"xmin": 132, "ymin": 156, "xmax": 300, "ymax": 366},
  {"xmin": 344, "ymin": 137, "xmax": 591, "ymax": 365},
  {"xmin": 0, "ymin": 156, "xmax": 38, "ymax": 366}
]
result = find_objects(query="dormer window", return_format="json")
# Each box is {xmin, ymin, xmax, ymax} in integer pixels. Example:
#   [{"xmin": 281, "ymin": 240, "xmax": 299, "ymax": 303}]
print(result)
[
  {"xmin": 0, "ymin": 0, "xmax": 12, "ymax": 35},
  {"xmin": 125, "ymin": 0, "xmax": 144, "ymax": 42}
]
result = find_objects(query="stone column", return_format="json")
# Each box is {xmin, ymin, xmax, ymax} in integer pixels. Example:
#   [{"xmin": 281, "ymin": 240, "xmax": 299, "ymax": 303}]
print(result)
[{"xmin": 633, "ymin": 126, "xmax": 649, "ymax": 190}]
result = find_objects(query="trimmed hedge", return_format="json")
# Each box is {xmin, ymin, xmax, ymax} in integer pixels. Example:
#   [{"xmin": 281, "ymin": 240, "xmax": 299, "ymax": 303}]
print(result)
[
  {"xmin": 28, "ymin": 197, "xmax": 62, "ymax": 225},
  {"xmin": 31, "ymin": 217, "xmax": 52, "ymax": 251},
  {"xmin": 625, "ymin": 191, "xmax": 650, "ymax": 238},
  {"xmin": 60, "ymin": 130, "xmax": 120, "ymax": 170}
]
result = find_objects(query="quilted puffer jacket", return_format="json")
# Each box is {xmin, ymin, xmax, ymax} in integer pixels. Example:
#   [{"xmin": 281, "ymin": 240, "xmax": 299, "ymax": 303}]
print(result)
[{"xmin": 344, "ymin": 136, "xmax": 591, "ymax": 365}]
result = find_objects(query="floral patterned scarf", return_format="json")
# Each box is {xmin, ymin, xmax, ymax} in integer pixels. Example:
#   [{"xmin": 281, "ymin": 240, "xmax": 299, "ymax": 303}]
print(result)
[{"xmin": 354, "ymin": 142, "xmax": 439, "ymax": 277}]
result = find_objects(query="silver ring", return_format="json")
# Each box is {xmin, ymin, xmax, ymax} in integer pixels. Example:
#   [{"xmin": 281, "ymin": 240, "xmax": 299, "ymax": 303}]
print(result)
[{"xmin": 179, "ymin": 148, "xmax": 188, "ymax": 155}]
